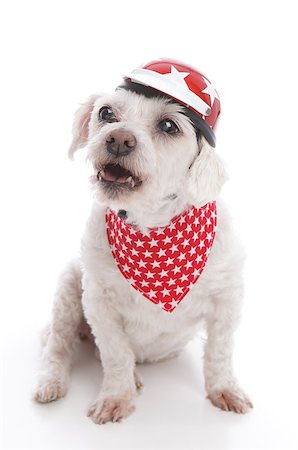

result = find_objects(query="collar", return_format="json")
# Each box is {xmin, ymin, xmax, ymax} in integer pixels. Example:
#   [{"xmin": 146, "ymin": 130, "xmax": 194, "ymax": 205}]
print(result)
[{"xmin": 106, "ymin": 202, "xmax": 217, "ymax": 312}]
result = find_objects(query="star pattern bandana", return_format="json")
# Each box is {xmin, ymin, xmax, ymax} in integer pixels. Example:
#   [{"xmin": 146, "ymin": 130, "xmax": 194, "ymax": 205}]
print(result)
[{"xmin": 106, "ymin": 202, "xmax": 217, "ymax": 313}]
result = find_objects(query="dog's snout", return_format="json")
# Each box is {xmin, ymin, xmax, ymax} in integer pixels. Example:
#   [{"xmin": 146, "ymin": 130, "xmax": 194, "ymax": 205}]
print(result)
[{"xmin": 106, "ymin": 129, "xmax": 137, "ymax": 157}]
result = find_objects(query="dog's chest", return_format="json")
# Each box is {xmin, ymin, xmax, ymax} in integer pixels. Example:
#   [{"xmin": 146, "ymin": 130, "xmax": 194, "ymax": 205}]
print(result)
[{"xmin": 106, "ymin": 284, "xmax": 208, "ymax": 362}]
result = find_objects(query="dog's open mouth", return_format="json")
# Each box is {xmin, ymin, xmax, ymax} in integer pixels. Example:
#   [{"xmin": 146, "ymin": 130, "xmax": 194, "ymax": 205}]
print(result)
[{"xmin": 97, "ymin": 163, "xmax": 142, "ymax": 189}]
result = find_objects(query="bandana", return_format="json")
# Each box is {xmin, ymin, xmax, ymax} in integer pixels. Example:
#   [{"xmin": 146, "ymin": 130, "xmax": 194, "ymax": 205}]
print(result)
[{"xmin": 106, "ymin": 202, "xmax": 216, "ymax": 312}]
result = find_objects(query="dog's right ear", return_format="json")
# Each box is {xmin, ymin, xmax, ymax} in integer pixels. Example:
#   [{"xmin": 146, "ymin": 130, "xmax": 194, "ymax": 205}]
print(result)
[
  {"xmin": 187, "ymin": 137, "xmax": 228, "ymax": 206},
  {"xmin": 68, "ymin": 94, "xmax": 99, "ymax": 160}
]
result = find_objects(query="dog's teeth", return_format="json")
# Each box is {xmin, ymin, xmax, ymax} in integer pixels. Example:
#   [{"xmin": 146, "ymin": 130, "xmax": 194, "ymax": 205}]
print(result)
[
  {"xmin": 97, "ymin": 169, "xmax": 105, "ymax": 181},
  {"xmin": 125, "ymin": 176, "xmax": 135, "ymax": 187},
  {"xmin": 126, "ymin": 176, "xmax": 135, "ymax": 187}
]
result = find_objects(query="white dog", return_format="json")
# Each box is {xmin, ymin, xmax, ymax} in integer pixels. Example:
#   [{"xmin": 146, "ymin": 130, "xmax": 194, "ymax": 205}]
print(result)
[{"xmin": 33, "ymin": 61, "xmax": 252, "ymax": 424}]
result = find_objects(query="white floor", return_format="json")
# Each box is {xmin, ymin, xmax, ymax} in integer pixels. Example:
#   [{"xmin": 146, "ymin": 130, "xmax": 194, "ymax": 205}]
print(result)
[{"xmin": 1, "ymin": 313, "xmax": 297, "ymax": 450}]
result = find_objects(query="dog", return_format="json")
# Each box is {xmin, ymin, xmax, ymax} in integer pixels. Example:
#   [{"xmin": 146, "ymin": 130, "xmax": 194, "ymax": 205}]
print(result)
[{"xmin": 33, "ymin": 60, "xmax": 253, "ymax": 424}]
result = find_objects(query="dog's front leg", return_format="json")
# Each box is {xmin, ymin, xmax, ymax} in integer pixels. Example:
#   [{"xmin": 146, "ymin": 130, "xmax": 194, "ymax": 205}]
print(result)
[
  {"xmin": 203, "ymin": 293, "xmax": 253, "ymax": 414},
  {"xmin": 82, "ymin": 282, "xmax": 137, "ymax": 424}
]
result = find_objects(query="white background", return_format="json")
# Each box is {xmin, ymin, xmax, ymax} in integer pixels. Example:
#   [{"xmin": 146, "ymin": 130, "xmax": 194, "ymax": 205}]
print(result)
[{"xmin": 1, "ymin": 1, "xmax": 298, "ymax": 449}]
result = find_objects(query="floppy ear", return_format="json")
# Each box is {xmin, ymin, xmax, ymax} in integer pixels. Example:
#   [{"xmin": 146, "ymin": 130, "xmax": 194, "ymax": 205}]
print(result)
[
  {"xmin": 187, "ymin": 138, "xmax": 228, "ymax": 206},
  {"xmin": 68, "ymin": 94, "xmax": 99, "ymax": 159}
]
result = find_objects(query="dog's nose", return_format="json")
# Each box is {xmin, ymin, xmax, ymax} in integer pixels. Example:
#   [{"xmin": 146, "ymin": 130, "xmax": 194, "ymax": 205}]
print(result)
[{"xmin": 106, "ymin": 129, "xmax": 137, "ymax": 157}]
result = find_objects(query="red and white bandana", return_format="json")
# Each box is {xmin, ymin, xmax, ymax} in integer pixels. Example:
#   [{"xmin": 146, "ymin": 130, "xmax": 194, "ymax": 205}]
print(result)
[{"xmin": 106, "ymin": 202, "xmax": 217, "ymax": 313}]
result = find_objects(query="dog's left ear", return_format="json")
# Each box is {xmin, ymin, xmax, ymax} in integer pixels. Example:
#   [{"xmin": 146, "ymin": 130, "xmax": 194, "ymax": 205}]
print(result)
[
  {"xmin": 68, "ymin": 94, "xmax": 99, "ymax": 160},
  {"xmin": 187, "ymin": 138, "xmax": 228, "ymax": 206}
]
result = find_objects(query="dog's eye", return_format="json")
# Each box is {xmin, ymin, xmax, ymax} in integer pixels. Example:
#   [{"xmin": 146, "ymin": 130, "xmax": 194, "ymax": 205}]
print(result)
[
  {"xmin": 158, "ymin": 119, "xmax": 179, "ymax": 134},
  {"xmin": 99, "ymin": 106, "xmax": 117, "ymax": 123}
]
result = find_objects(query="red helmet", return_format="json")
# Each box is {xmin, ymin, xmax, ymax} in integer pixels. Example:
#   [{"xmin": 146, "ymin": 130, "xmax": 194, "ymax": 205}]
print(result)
[{"xmin": 120, "ymin": 59, "xmax": 220, "ymax": 147}]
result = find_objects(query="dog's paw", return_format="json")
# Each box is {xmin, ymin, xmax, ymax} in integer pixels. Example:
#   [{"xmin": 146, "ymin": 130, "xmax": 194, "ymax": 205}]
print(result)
[
  {"xmin": 33, "ymin": 378, "xmax": 67, "ymax": 403},
  {"xmin": 208, "ymin": 388, "xmax": 253, "ymax": 414},
  {"xmin": 87, "ymin": 395, "xmax": 135, "ymax": 424}
]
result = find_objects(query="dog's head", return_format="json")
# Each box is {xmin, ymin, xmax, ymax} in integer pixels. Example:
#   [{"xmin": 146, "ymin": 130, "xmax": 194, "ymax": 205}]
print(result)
[{"xmin": 68, "ymin": 88, "xmax": 227, "ymax": 212}]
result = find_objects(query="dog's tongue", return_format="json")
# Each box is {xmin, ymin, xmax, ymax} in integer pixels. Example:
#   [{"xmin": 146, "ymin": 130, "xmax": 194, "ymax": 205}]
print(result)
[
  {"xmin": 104, "ymin": 172, "xmax": 127, "ymax": 183},
  {"xmin": 104, "ymin": 165, "xmax": 130, "ymax": 183}
]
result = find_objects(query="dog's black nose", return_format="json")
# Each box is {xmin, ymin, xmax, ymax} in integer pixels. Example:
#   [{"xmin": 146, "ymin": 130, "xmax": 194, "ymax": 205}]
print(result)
[{"xmin": 106, "ymin": 129, "xmax": 137, "ymax": 157}]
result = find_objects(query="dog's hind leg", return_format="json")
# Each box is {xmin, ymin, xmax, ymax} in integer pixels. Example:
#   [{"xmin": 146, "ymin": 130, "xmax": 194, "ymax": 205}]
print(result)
[{"xmin": 33, "ymin": 259, "xmax": 83, "ymax": 403}]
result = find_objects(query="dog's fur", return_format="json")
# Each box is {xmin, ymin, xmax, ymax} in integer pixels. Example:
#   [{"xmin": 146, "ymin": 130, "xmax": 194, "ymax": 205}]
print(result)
[{"xmin": 33, "ymin": 89, "xmax": 252, "ymax": 424}]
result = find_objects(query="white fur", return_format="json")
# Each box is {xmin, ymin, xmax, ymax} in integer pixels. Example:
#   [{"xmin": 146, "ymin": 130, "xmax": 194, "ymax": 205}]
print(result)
[{"xmin": 33, "ymin": 90, "xmax": 252, "ymax": 423}]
